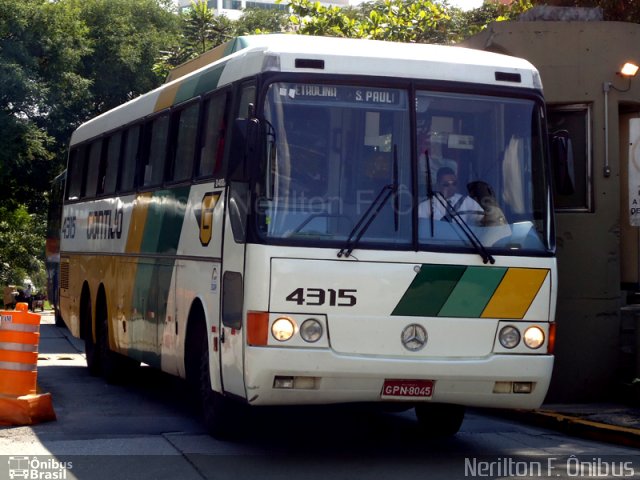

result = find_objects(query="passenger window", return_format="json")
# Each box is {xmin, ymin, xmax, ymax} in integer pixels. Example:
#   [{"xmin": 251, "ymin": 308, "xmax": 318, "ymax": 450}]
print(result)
[
  {"xmin": 66, "ymin": 145, "xmax": 87, "ymax": 201},
  {"xmin": 143, "ymin": 114, "xmax": 170, "ymax": 187},
  {"xmin": 84, "ymin": 140, "xmax": 103, "ymax": 198},
  {"xmin": 120, "ymin": 125, "xmax": 139, "ymax": 192},
  {"xmin": 102, "ymin": 131, "xmax": 122, "ymax": 195},
  {"xmin": 172, "ymin": 103, "xmax": 200, "ymax": 182},
  {"xmin": 197, "ymin": 92, "xmax": 229, "ymax": 179}
]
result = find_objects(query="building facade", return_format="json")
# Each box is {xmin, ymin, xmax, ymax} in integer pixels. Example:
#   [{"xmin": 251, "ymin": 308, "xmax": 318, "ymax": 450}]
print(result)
[{"xmin": 463, "ymin": 8, "xmax": 640, "ymax": 402}]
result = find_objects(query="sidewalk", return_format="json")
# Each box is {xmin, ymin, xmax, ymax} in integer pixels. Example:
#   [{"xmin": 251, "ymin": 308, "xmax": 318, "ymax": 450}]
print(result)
[
  {"xmin": 508, "ymin": 403, "xmax": 640, "ymax": 449},
  {"xmin": 31, "ymin": 309, "xmax": 640, "ymax": 448}
]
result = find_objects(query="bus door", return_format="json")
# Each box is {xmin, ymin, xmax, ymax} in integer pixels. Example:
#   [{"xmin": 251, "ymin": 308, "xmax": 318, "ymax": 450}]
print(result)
[{"xmin": 219, "ymin": 82, "xmax": 255, "ymax": 398}]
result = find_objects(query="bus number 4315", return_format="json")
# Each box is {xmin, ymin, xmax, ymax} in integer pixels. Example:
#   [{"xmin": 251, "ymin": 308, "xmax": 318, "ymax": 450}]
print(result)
[{"xmin": 286, "ymin": 288, "xmax": 357, "ymax": 307}]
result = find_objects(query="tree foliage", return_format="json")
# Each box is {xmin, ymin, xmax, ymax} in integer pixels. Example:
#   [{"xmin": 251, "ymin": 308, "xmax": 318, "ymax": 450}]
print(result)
[
  {"xmin": 0, "ymin": 205, "xmax": 45, "ymax": 287},
  {"xmin": 235, "ymin": 7, "xmax": 289, "ymax": 35},
  {"xmin": 0, "ymin": 0, "xmax": 178, "ymax": 288},
  {"xmin": 69, "ymin": 0, "xmax": 180, "ymax": 113},
  {"xmin": 0, "ymin": 0, "xmax": 89, "ymax": 214},
  {"xmin": 285, "ymin": 0, "xmax": 534, "ymax": 44},
  {"xmin": 153, "ymin": 2, "xmax": 288, "ymax": 80}
]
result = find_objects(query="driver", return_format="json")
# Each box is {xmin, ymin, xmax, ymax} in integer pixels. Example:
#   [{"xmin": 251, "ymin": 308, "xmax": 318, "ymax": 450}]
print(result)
[{"xmin": 418, "ymin": 167, "xmax": 484, "ymax": 223}]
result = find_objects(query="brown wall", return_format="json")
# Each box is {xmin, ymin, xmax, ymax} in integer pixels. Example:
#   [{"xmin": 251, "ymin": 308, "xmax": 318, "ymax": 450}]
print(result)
[{"xmin": 462, "ymin": 21, "xmax": 640, "ymax": 401}]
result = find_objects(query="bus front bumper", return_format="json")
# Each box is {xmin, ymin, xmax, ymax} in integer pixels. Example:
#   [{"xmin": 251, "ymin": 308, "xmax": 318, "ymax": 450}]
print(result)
[{"xmin": 243, "ymin": 348, "xmax": 553, "ymax": 409}]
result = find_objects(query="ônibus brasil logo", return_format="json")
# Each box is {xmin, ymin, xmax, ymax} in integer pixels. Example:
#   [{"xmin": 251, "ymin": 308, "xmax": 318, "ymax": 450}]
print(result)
[{"xmin": 7, "ymin": 456, "xmax": 72, "ymax": 480}]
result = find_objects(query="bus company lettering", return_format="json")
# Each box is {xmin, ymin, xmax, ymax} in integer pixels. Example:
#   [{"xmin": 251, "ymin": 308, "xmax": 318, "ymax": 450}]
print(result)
[
  {"xmin": 355, "ymin": 89, "xmax": 396, "ymax": 104},
  {"xmin": 86, "ymin": 208, "xmax": 124, "ymax": 240}
]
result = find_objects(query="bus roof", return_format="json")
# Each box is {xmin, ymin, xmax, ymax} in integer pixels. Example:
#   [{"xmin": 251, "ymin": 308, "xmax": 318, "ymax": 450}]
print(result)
[{"xmin": 70, "ymin": 34, "xmax": 542, "ymax": 146}]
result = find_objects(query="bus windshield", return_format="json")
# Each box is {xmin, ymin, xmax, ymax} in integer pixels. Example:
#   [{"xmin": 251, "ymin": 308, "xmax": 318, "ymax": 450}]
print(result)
[{"xmin": 258, "ymin": 81, "xmax": 552, "ymax": 255}]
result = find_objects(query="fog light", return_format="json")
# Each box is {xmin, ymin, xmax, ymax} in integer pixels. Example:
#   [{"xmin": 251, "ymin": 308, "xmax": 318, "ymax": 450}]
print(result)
[
  {"xmin": 499, "ymin": 325, "xmax": 520, "ymax": 349},
  {"xmin": 274, "ymin": 376, "xmax": 294, "ymax": 389},
  {"xmin": 493, "ymin": 381, "xmax": 512, "ymax": 393},
  {"xmin": 271, "ymin": 317, "xmax": 295, "ymax": 341},
  {"xmin": 523, "ymin": 326, "xmax": 545, "ymax": 349},
  {"xmin": 300, "ymin": 318, "xmax": 323, "ymax": 343},
  {"xmin": 293, "ymin": 376, "xmax": 317, "ymax": 389},
  {"xmin": 513, "ymin": 382, "xmax": 533, "ymax": 394}
]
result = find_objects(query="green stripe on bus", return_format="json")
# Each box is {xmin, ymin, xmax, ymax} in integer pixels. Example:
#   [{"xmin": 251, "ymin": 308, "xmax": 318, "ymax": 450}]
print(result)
[
  {"xmin": 173, "ymin": 64, "xmax": 226, "ymax": 105},
  {"xmin": 140, "ymin": 187, "xmax": 190, "ymax": 254},
  {"xmin": 195, "ymin": 64, "xmax": 225, "ymax": 97},
  {"xmin": 437, "ymin": 266, "xmax": 507, "ymax": 317},
  {"xmin": 391, "ymin": 264, "xmax": 466, "ymax": 317},
  {"xmin": 130, "ymin": 257, "xmax": 174, "ymax": 369}
]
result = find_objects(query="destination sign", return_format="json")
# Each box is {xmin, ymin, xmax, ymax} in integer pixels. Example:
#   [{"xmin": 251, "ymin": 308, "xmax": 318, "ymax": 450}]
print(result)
[{"xmin": 277, "ymin": 84, "xmax": 405, "ymax": 107}]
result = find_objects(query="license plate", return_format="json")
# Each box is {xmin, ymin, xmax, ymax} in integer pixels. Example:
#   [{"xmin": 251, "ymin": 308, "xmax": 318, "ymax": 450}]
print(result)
[{"xmin": 381, "ymin": 379, "xmax": 434, "ymax": 399}]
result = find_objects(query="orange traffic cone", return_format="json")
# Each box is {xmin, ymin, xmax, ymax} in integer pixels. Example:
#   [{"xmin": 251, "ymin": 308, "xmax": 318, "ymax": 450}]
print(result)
[{"xmin": 0, "ymin": 303, "xmax": 56, "ymax": 426}]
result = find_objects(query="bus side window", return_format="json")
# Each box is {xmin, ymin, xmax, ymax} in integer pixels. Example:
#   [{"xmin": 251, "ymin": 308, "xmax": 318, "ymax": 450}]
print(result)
[
  {"xmin": 66, "ymin": 145, "xmax": 87, "ymax": 201},
  {"xmin": 120, "ymin": 125, "xmax": 139, "ymax": 192},
  {"xmin": 83, "ymin": 139, "xmax": 102, "ymax": 199},
  {"xmin": 102, "ymin": 131, "xmax": 122, "ymax": 195},
  {"xmin": 142, "ymin": 113, "xmax": 170, "ymax": 188},
  {"xmin": 228, "ymin": 83, "xmax": 256, "ymax": 182},
  {"xmin": 197, "ymin": 92, "xmax": 229, "ymax": 179},
  {"xmin": 170, "ymin": 102, "xmax": 200, "ymax": 183}
]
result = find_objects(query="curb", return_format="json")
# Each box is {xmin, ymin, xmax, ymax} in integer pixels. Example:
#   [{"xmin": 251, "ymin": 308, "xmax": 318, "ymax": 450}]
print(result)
[{"xmin": 500, "ymin": 409, "xmax": 640, "ymax": 449}]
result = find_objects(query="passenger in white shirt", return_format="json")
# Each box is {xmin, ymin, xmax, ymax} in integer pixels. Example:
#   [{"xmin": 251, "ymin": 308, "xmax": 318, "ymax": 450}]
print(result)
[{"xmin": 418, "ymin": 167, "xmax": 484, "ymax": 224}]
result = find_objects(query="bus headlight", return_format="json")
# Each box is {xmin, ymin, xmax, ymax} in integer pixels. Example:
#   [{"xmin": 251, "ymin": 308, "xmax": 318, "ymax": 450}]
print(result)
[
  {"xmin": 499, "ymin": 325, "xmax": 520, "ymax": 349},
  {"xmin": 300, "ymin": 318, "xmax": 323, "ymax": 343},
  {"xmin": 523, "ymin": 326, "xmax": 545, "ymax": 349},
  {"xmin": 271, "ymin": 317, "xmax": 296, "ymax": 342}
]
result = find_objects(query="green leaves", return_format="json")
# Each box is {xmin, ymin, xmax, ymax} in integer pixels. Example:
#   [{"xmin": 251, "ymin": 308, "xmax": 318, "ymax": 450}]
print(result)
[
  {"xmin": 0, "ymin": 205, "xmax": 45, "ymax": 287},
  {"xmin": 286, "ymin": 0, "xmax": 473, "ymax": 44},
  {"xmin": 285, "ymin": 0, "xmax": 540, "ymax": 45},
  {"xmin": 0, "ymin": 0, "xmax": 179, "ymax": 289}
]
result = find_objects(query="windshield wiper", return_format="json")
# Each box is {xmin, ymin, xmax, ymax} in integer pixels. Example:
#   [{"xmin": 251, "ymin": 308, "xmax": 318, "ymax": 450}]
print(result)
[
  {"xmin": 432, "ymin": 191, "xmax": 495, "ymax": 265},
  {"xmin": 423, "ymin": 150, "xmax": 494, "ymax": 265},
  {"xmin": 337, "ymin": 182, "xmax": 397, "ymax": 258}
]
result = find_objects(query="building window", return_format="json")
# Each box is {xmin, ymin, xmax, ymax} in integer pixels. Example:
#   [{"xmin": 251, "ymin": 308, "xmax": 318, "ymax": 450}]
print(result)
[
  {"xmin": 548, "ymin": 104, "xmax": 592, "ymax": 212},
  {"xmin": 222, "ymin": 0, "xmax": 242, "ymax": 9}
]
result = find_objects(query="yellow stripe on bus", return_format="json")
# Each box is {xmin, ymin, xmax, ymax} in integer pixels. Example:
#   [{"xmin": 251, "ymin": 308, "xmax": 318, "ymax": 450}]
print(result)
[
  {"xmin": 481, "ymin": 268, "xmax": 549, "ymax": 319},
  {"xmin": 125, "ymin": 193, "xmax": 153, "ymax": 254},
  {"xmin": 154, "ymin": 82, "xmax": 181, "ymax": 112}
]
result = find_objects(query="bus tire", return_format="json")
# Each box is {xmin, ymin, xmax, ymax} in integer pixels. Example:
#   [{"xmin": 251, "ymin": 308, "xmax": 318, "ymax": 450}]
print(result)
[
  {"xmin": 54, "ymin": 308, "xmax": 65, "ymax": 328},
  {"xmin": 415, "ymin": 403, "xmax": 465, "ymax": 437},
  {"xmin": 96, "ymin": 290, "xmax": 138, "ymax": 384},
  {"xmin": 81, "ymin": 289, "xmax": 100, "ymax": 377},
  {"xmin": 196, "ymin": 325, "xmax": 235, "ymax": 439}
]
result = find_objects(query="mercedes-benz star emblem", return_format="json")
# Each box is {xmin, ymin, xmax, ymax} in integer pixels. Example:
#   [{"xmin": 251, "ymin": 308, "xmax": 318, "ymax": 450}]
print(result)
[{"xmin": 401, "ymin": 324, "xmax": 428, "ymax": 351}]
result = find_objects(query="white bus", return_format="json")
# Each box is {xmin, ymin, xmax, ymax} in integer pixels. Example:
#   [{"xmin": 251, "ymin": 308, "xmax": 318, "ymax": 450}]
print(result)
[{"xmin": 60, "ymin": 34, "xmax": 557, "ymax": 437}]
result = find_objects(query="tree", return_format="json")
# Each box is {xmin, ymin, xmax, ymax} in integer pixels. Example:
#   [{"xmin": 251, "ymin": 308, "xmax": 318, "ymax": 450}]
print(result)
[
  {"xmin": 285, "ymin": 0, "xmax": 533, "ymax": 45},
  {"xmin": 234, "ymin": 7, "xmax": 289, "ymax": 35},
  {"xmin": 0, "ymin": 205, "xmax": 45, "ymax": 288},
  {"xmin": 0, "ymin": 0, "xmax": 180, "ymax": 289},
  {"xmin": 153, "ymin": 1, "xmax": 234, "ymax": 80},
  {"xmin": 153, "ymin": 1, "xmax": 290, "ymax": 80},
  {"xmin": 453, "ymin": 0, "xmax": 533, "ymax": 41},
  {"xmin": 0, "ymin": 0, "xmax": 90, "ymax": 214},
  {"xmin": 183, "ymin": 0, "xmax": 234, "ymax": 54},
  {"xmin": 68, "ymin": 0, "xmax": 180, "ymax": 114}
]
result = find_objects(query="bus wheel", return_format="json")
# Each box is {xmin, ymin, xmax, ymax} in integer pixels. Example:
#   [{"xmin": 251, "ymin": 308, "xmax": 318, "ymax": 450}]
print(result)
[
  {"xmin": 96, "ymin": 295, "xmax": 138, "ymax": 383},
  {"xmin": 197, "ymin": 332, "xmax": 236, "ymax": 439},
  {"xmin": 54, "ymin": 309, "xmax": 65, "ymax": 328},
  {"xmin": 81, "ymin": 294, "xmax": 100, "ymax": 377},
  {"xmin": 414, "ymin": 403, "xmax": 465, "ymax": 437}
]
